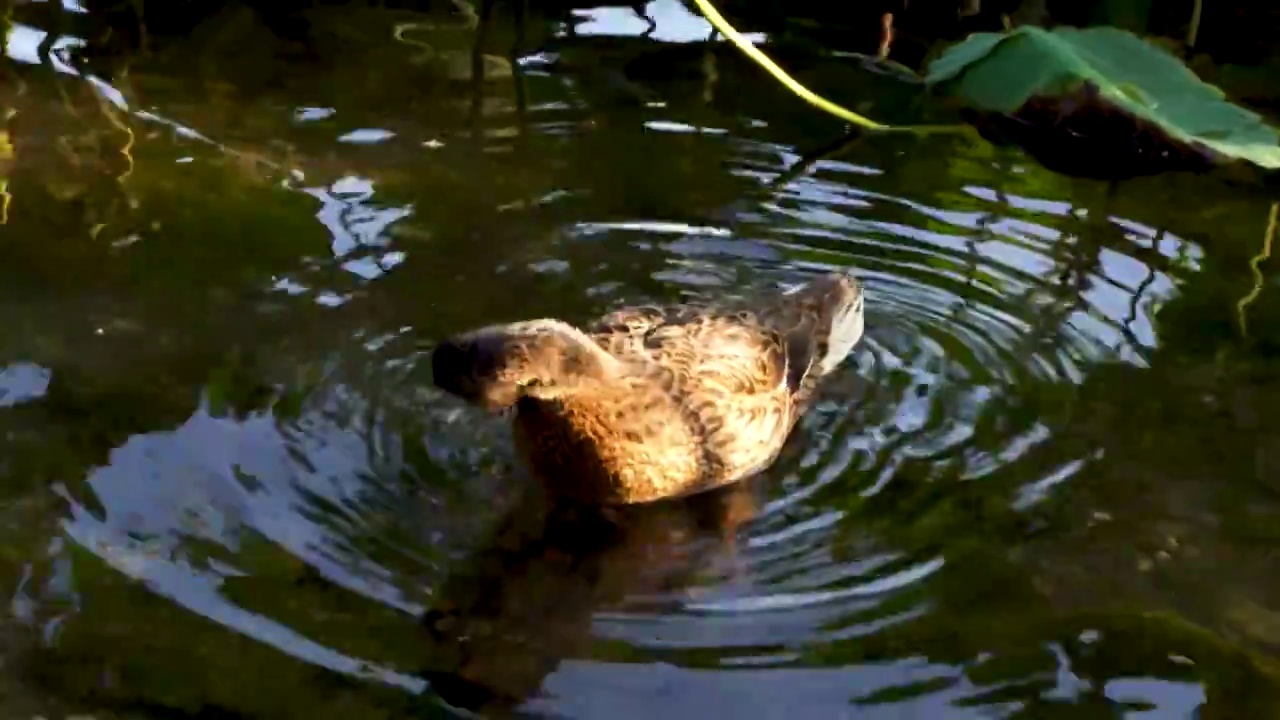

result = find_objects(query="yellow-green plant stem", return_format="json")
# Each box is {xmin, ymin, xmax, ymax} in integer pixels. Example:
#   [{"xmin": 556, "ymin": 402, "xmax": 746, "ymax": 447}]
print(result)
[
  {"xmin": 689, "ymin": 0, "xmax": 963, "ymax": 135},
  {"xmin": 392, "ymin": 0, "xmax": 481, "ymax": 54},
  {"xmin": 1, "ymin": 103, "xmax": 12, "ymax": 224},
  {"xmin": 1237, "ymin": 201, "xmax": 1278, "ymax": 339},
  {"xmin": 1186, "ymin": 0, "xmax": 1202, "ymax": 49},
  {"xmin": 689, "ymin": 0, "xmax": 886, "ymax": 130}
]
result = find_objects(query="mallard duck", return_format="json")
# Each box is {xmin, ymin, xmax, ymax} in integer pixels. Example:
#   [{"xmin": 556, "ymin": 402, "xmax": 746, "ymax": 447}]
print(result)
[{"xmin": 430, "ymin": 270, "xmax": 865, "ymax": 504}]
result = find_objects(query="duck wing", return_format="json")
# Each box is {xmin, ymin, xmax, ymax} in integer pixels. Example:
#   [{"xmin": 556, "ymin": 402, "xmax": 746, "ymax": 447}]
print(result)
[
  {"xmin": 589, "ymin": 269, "xmax": 863, "ymax": 399},
  {"xmin": 590, "ymin": 303, "xmax": 796, "ymax": 396}
]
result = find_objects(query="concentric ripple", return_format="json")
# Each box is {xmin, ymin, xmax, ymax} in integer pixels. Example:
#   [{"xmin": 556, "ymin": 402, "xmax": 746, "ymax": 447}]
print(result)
[
  {"xmin": 473, "ymin": 130, "xmax": 1201, "ymax": 714},
  {"xmin": 34, "ymin": 126, "xmax": 1200, "ymax": 718}
]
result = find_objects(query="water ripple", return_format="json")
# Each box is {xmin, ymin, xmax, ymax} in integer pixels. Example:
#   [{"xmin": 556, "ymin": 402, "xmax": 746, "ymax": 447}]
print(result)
[{"xmin": 0, "ymin": 28, "xmax": 1219, "ymax": 719}]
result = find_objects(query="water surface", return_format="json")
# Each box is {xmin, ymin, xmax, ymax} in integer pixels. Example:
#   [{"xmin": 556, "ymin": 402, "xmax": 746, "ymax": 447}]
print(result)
[{"xmin": 2, "ymin": 2, "xmax": 1280, "ymax": 718}]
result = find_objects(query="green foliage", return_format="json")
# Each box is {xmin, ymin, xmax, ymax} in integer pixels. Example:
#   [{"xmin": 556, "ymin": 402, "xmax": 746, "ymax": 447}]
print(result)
[{"xmin": 924, "ymin": 25, "xmax": 1280, "ymax": 170}]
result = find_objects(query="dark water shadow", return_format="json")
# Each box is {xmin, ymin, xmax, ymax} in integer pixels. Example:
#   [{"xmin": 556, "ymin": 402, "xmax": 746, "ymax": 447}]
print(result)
[{"xmin": 418, "ymin": 475, "xmax": 765, "ymax": 716}]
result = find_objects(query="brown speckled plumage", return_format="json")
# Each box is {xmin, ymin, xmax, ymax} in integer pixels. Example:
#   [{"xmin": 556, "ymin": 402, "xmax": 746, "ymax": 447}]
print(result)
[{"xmin": 431, "ymin": 270, "xmax": 865, "ymax": 504}]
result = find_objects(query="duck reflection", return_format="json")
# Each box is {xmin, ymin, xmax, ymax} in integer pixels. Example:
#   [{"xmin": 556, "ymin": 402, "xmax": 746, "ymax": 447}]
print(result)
[{"xmin": 417, "ymin": 476, "xmax": 763, "ymax": 715}]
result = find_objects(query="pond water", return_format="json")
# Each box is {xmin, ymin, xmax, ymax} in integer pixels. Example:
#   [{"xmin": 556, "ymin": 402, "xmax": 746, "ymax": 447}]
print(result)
[{"xmin": 3, "ymin": 1, "xmax": 1280, "ymax": 718}]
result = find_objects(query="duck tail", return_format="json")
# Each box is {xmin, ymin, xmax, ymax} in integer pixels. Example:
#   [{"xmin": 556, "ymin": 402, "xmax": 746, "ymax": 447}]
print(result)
[{"xmin": 432, "ymin": 319, "xmax": 621, "ymax": 408}]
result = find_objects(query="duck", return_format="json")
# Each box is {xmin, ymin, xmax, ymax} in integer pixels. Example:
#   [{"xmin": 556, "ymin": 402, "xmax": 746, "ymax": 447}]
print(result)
[{"xmin": 430, "ymin": 269, "xmax": 865, "ymax": 505}]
